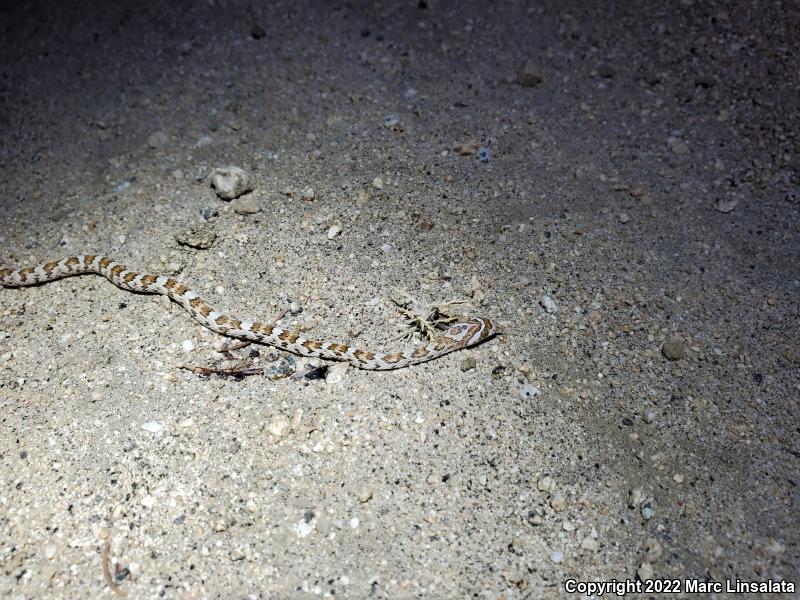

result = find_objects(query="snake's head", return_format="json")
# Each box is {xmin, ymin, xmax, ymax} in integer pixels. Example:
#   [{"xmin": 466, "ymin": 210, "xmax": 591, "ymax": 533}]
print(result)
[{"xmin": 444, "ymin": 317, "xmax": 501, "ymax": 348}]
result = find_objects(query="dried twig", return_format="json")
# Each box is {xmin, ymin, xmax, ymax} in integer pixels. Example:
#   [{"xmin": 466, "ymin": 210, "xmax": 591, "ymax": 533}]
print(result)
[
  {"xmin": 102, "ymin": 539, "xmax": 127, "ymax": 598},
  {"xmin": 179, "ymin": 364, "xmax": 263, "ymax": 377}
]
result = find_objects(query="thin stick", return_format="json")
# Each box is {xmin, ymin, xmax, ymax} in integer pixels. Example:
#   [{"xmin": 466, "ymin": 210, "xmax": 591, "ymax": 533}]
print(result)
[
  {"xmin": 102, "ymin": 539, "xmax": 127, "ymax": 597},
  {"xmin": 179, "ymin": 364, "xmax": 263, "ymax": 377}
]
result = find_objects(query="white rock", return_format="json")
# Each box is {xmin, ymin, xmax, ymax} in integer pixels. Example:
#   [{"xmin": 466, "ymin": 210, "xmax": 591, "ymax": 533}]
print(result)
[
  {"xmin": 267, "ymin": 414, "xmax": 291, "ymax": 442},
  {"xmin": 550, "ymin": 494, "xmax": 567, "ymax": 511},
  {"xmin": 326, "ymin": 225, "xmax": 342, "ymax": 240},
  {"xmin": 550, "ymin": 550, "xmax": 564, "ymax": 563},
  {"xmin": 628, "ymin": 487, "xmax": 646, "ymax": 508},
  {"xmin": 666, "ymin": 136, "xmax": 689, "ymax": 155},
  {"xmin": 141, "ymin": 495, "xmax": 157, "ymax": 508},
  {"xmin": 580, "ymin": 536, "xmax": 600, "ymax": 551},
  {"xmin": 382, "ymin": 114, "xmax": 400, "ymax": 128},
  {"xmin": 148, "ymin": 130, "xmax": 168, "ymax": 149},
  {"xmin": 141, "ymin": 421, "xmax": 163, "ymax": 433},
  {"xmin": 181, "ymin": 339, "xmax": 195, "ymax": 352},
  {"xmin": 537, "ymin": 476, "xmax": 556, "ymax": 492},
  {"xmin": 516, "ymin": 379, "xmax": 541, "ymax": 400},
  {"xmin": 641, "ymin": 498, "xmax": 655, "ymax": 520},
  {"xmin": 210, "ymin": 166, "xmax": 253, "ymax": 200},
  {"xmin": 325, "ymin": 362, "xmax": 349, "ymax": 384},
  {"xmin": 714, "ymin": 197, "xmax": 738, "ymax": 213},
  {"xmin": 762, "ymin": 539, "xmax": 785, "ymax": 557},
  {"xmin": 44, "ymin": 543, "xmax": 58, "ymax": 560},
  {"xmin": 540, "ymin": 295, "xmax": 558, "ymax": 314},
  {"xmin": 296, "ymin": 520, "xmax": 315, "ymax": 538},
  {"xmin": 356, "ymin": 486, "xmax": 373, "ymax": 503},
  {"xmin": 300, "ymin": 187, "xmax": 315, "ymax": 201},
  {"xmin": 637, "ymin": 562, "xmax": 654, "ymax": 580}
]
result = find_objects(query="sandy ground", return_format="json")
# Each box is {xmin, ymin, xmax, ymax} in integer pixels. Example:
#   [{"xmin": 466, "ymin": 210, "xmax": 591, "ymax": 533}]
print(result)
[{"xmin": 1, "ymin": 1, "xmax": 798, "ymax": 598}]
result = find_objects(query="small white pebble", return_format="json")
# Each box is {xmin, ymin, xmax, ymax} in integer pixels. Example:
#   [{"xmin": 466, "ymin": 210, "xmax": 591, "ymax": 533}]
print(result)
[
  {"xmin": 179, "ymin": 417, "xmax": 194, "ymax": 428},
  {"xmin": 349, "ymin": 517, "xmax": 359, "ymax": 529},
  {"xmin": 267, "ymin": 415, "xmax": 291, "ymax": 442},
  {"xmin": 619, "ymin": 212, "xmax": 630, "ymax": 223},
  {"xmin": 141, "ymin": 495, "xmax": 157, "ymax": 508},
  {"xmin": 296, "ymin": 520, "xmax": 315, "ymax": 538},
  {"xmin": 540, "ymin": 295, "xmax": 558, "ymax": 314},
  {"xmin": 550, "ymin": 550, "xmax": 564, "ymax": 563},
  {"xmin": 550, "ymin": 494, "xmax": 567, "ymax": 511},
  {"xmin": 517, "ymin": 380, "xmax": 541, "ymax": 400},
  {"xmin": 382, "ymin": 113, "xmax": 400, "ymax": 129},
  {"xmin": 327, "ymin": 225, "xmax": 342, "ymax": 240},
  {"xmin": 580, "ymin": 536, "xmax": 600, "ymax": 552},
  {"xmin": 641, "ymin": 498, "xmax": 655, "ymax": 520},
  {"xmin": 537, "ymin": 476, "xmax": 555, "ymax": 492},
  {"xmin": 301, "ymin": 187, "xmax": 315, "ymax": 201},
  {"xmin": 210, "ymin": 166, "xmax": 252, "ymax": 200},
  {"xmin": 762, "ymin": 539, "xmax": 785, "ymax": 557},
  {"xmin": 325, "ymin": 363, "xmax": 349, "ymax": 385},
  {"xmin": 356, "ymin": 486, "xmax": 373, "ymax": 503},
  {"xmin": 628, "ymin": 487, "xmax": 646, "ymax": 508},
  {"xmin": 181, "ymin": 339, "xmax": 195, "ymax": 352},
  {"xmin": 141, "ymin": 421, "xmax": 163, "ymax": 433}
]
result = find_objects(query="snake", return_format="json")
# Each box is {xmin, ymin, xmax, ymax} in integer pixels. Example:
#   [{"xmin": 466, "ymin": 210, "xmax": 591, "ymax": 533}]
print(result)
[{"xmin": 1, "ymin": 255, "xmax": 499, "ymax": 370}]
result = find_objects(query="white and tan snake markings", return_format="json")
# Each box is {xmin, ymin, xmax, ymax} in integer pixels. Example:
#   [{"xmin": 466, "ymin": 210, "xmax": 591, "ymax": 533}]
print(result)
[{"xmin": 1, "ymin": 255, "xmax": 499, "ymax": 370}]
